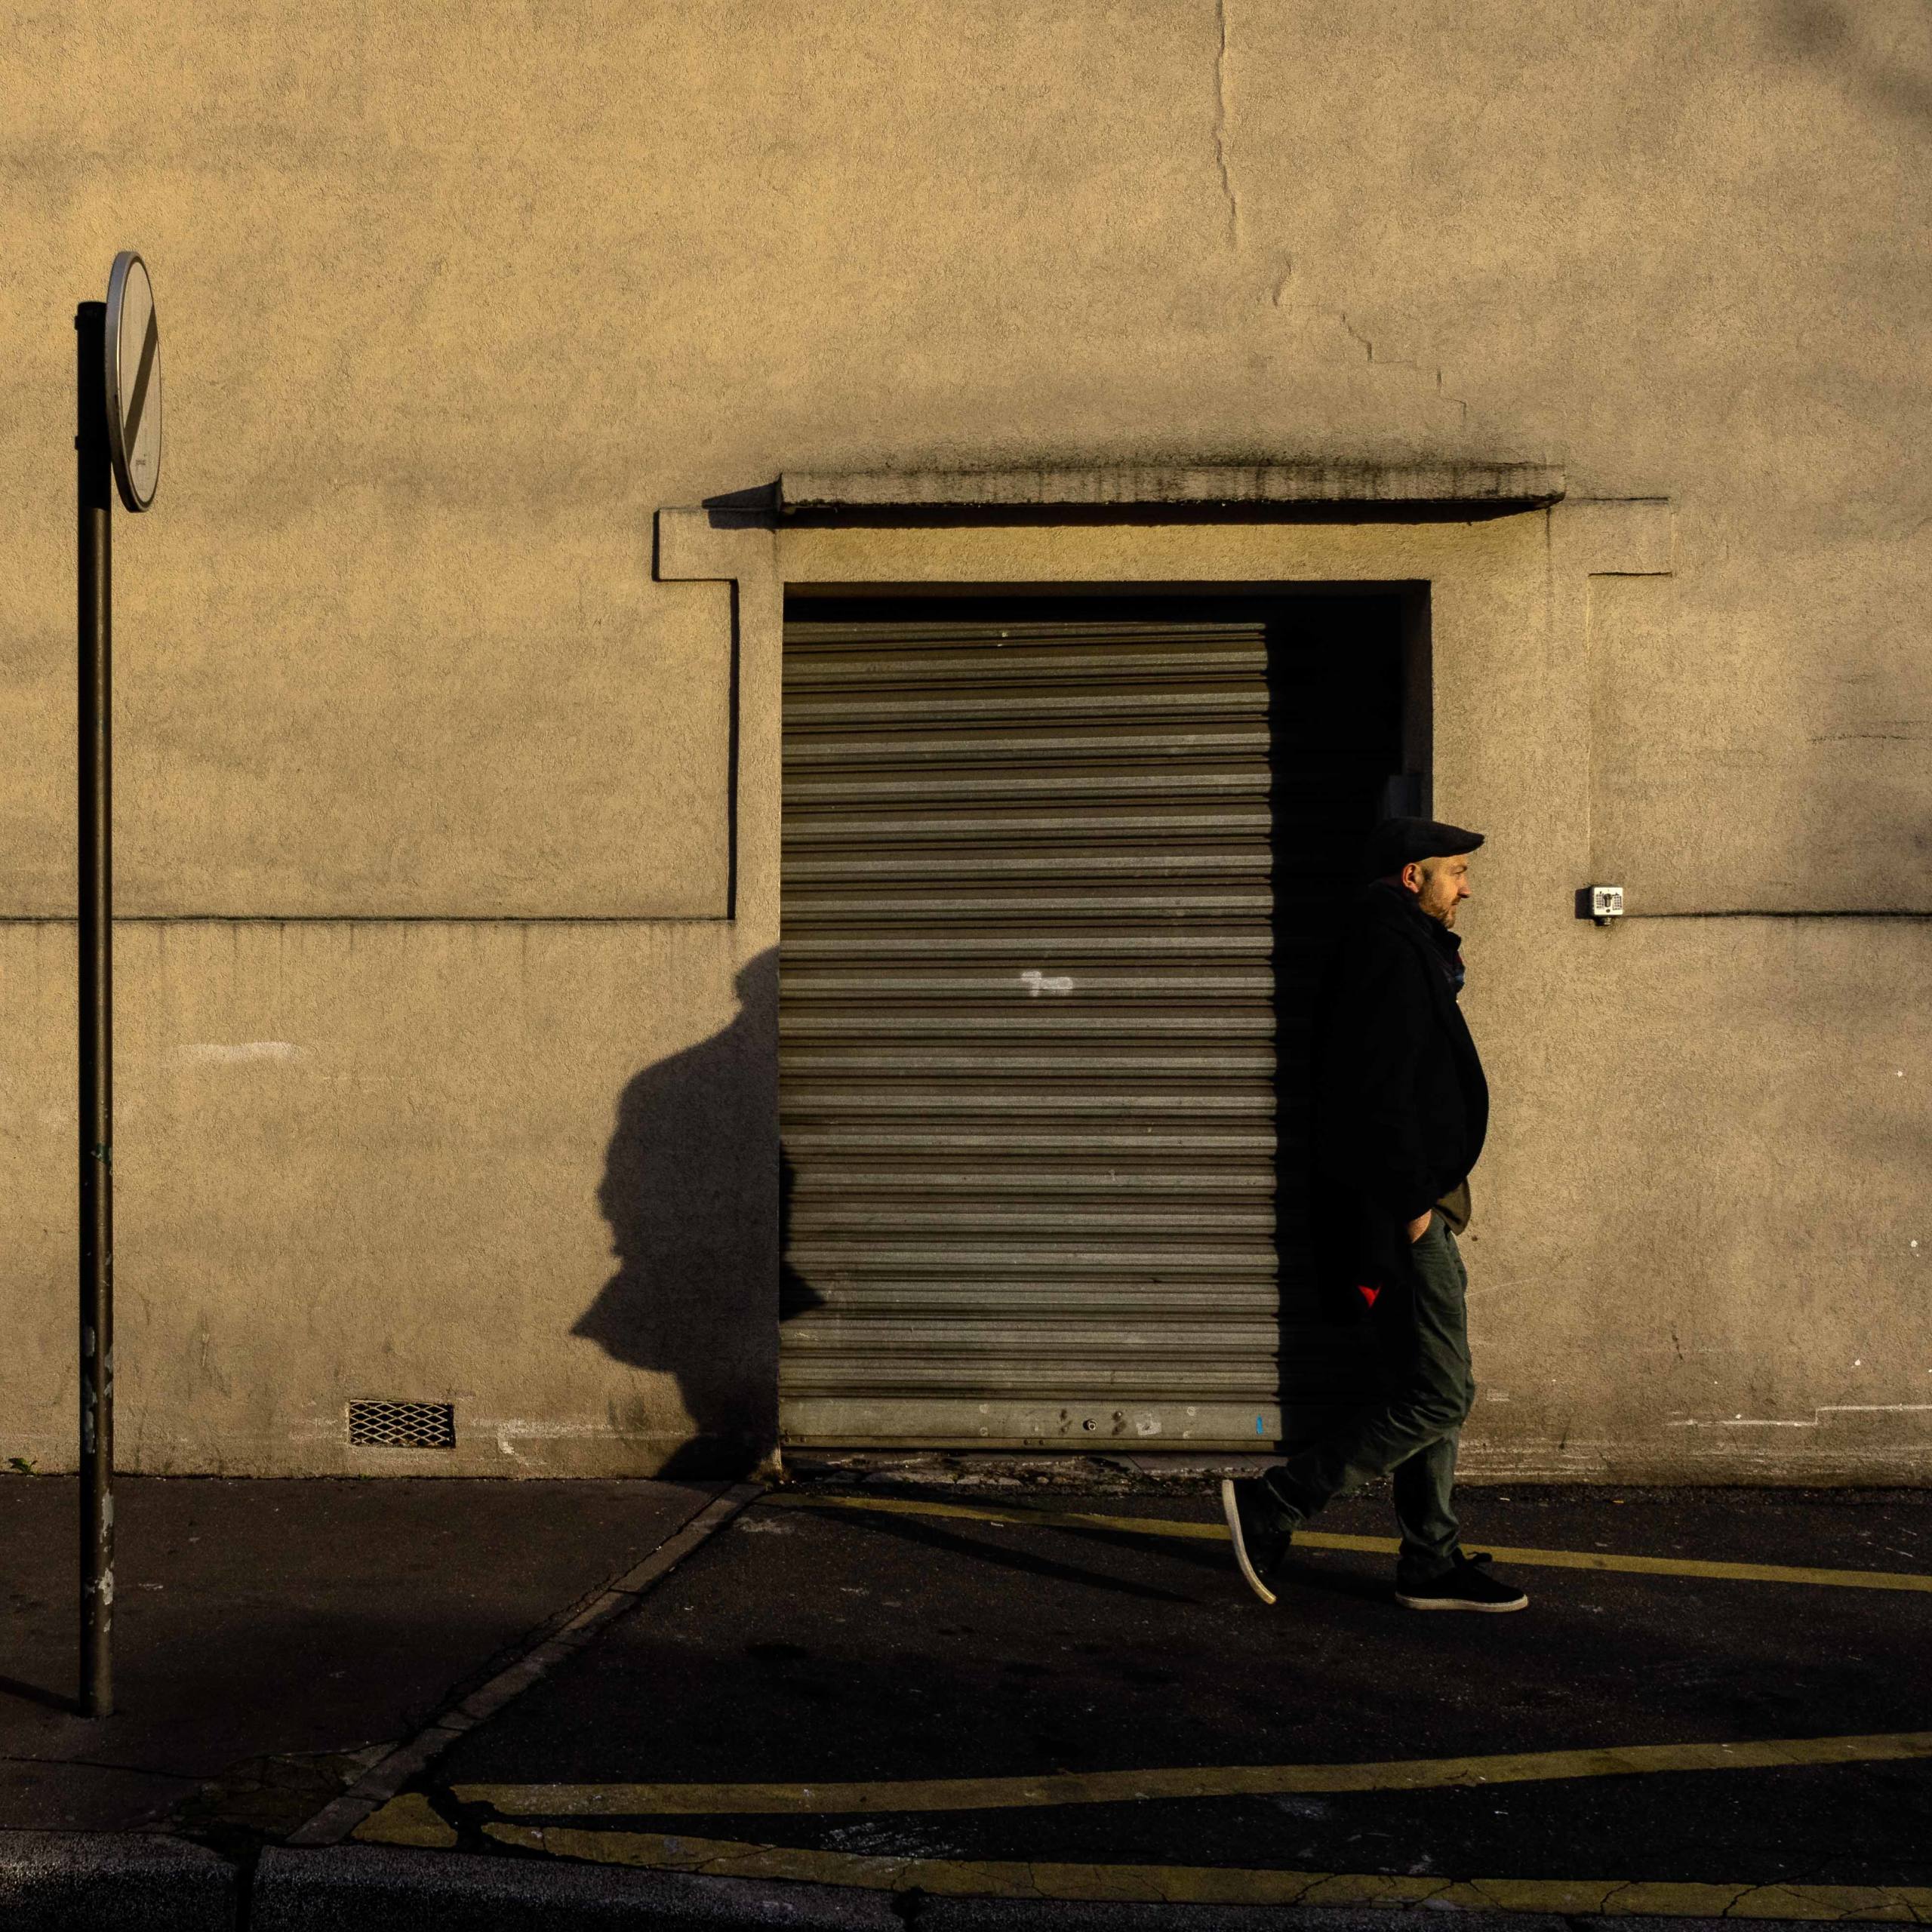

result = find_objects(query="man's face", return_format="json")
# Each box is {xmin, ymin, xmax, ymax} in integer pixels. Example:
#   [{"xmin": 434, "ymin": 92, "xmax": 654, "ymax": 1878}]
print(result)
[{"xmin": 1403, "ymin": 853, "xmax": 1473, "ymax": 928}]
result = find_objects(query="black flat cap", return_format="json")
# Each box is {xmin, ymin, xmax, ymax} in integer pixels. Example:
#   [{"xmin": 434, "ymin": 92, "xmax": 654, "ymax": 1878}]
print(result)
[{"xmin": 1362, "ymin": 816, "xmax": 1485, "ymax": 878}]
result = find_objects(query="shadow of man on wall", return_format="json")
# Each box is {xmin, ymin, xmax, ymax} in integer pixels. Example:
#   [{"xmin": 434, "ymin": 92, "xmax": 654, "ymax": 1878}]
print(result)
[{"xmin": 573, "ymin": 946, "xmax": 821, "ymax": 1477}]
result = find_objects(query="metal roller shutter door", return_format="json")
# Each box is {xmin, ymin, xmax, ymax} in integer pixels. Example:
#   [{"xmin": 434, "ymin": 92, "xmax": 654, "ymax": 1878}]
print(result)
[{"xmin": 778, "ymin": 614, "xmax": 1364, "ymax": 1451}]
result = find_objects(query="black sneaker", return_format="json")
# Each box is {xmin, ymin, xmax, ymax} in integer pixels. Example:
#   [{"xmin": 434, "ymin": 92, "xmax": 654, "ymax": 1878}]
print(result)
[
  {"xmin": 1221, "ymin": 1478, "xmax": 1293, "ymax": 1605},
  {"xmin": 1395, "ymin": 1552, "xmax": 1529, "ymax": 1614}
]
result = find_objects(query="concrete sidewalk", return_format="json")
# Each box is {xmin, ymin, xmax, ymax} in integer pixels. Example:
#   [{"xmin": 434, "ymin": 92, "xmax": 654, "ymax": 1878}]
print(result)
[
  {"xmin": 2, "ymin": 1469, "xmax": 1929, "ymax": 1929},
  {"xmin": 0, "ymin": 1472, "xmax": 721, "ymax": 1839}
]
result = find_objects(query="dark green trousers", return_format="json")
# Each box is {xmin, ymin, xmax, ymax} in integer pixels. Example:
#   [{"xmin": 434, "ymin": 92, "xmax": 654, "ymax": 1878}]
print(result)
[{"xmin": 1256, "ymin": 1211, "xmax": 1474, "ymax": 1584}]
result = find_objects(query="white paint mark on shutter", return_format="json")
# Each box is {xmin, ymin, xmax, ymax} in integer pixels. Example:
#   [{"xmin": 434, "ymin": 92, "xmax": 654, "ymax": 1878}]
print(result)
[{"xmin": 1019, "ymin": 970, "xmax": 1075, "ymax": 997}]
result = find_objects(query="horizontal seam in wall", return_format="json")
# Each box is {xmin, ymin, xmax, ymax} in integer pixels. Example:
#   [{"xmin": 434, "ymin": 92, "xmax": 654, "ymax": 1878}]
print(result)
[
  {"xmin": 4, "ymin": 912, "xmax": 1924, "ymax": 925},
  {"xmin": 0, "ymin": 915, "xmax": 737, "ymax": 927},
  {"xmin": 1620, "ymin": 910, "xmax": 1930, "ymax": 921}
]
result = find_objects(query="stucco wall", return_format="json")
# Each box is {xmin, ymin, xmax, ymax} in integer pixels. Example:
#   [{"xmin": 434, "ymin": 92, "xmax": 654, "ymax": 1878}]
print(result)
[
  {"xmin": 0, "ymin": 920, "xmax": 780, "ymax": 1475},
  {"xmin": 1, "ymin": 0, "xmax": 1925, "ymax": 1476}
]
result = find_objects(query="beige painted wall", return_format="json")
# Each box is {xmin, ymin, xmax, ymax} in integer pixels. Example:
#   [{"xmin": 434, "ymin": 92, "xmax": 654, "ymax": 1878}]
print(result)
[
  {"xmin": 1, "ymin": 1, "xmax": 1925, "ymax": 1476},
  {"xmin": 1, "ymin": 920, "xmax": 780, "ymax": 1475}
]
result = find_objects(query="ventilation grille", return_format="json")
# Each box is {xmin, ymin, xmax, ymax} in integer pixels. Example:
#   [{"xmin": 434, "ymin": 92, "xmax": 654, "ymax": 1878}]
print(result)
[{"xmin": 347, "ymin": 1401, "xmax": 455, "ymax": 1448}]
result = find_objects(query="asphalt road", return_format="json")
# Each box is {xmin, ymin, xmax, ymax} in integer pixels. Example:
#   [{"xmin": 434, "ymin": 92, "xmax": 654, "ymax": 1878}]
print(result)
[{"xmin": 403, "ymin": 1482, "xmax": 1932, "ymax": 1893}]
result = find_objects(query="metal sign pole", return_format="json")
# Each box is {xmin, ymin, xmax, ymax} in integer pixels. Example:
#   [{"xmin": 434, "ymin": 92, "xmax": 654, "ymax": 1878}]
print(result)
[
  {"xmin": 74, "ymin": 249, "xmax": 158, "ymax": 1722},
  {"xmin": 75, "ymin": 297, "xmax": 115, "ymax": 1719}
]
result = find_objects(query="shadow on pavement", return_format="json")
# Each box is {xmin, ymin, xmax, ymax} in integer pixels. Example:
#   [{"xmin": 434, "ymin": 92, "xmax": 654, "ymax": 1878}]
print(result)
[{"xmin": 815, "ymin": 1506, "xmax": 1204, "ymax": 1607}]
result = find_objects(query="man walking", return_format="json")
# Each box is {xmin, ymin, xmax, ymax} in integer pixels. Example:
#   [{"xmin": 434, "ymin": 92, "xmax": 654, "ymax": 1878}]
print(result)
[{"xmin": 1223, "ymin": 818, "xmax": 1529, "ymax": 1613}]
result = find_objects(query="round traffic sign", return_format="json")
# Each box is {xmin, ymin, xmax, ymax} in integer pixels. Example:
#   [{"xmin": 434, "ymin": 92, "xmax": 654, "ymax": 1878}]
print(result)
[{"xmin": 104, "ymin": 251, "xmax": 161, "ymax": 512}]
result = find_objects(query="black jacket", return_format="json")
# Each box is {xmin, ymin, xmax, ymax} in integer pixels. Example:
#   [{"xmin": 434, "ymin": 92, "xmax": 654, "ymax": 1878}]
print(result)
[{"xmin": 1306, "ymin": 883, "xmax": 1489, "ymax": 1308}]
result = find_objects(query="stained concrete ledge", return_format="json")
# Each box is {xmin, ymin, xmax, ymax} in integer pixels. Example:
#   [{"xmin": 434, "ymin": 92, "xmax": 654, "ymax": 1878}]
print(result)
[
  {"xmin": 0, "ymin": 1838, "xmax": 1859, "ymax": 1932},
  {"xmin": 777, "ymin": 463, "xmax": 1565, "ymax": 512},
  {"xmin": 916, "ymin": 1904, "xmax": 1574, "ymax": 1932},
  {"xmin": 925, "ymin": 1907, "xmax": 1927, "ymax": 1932},
  {"xmin": 248, "ymin": 1848, "xmax": 1804, "ymax": 1932},
  {"xmin": 0, "ymin": 1830, "xmax": 238, "ymax": 1932},
  {"xmin": 252, "ymin": 1844, "xmax": 905, "ymax": 1932}
]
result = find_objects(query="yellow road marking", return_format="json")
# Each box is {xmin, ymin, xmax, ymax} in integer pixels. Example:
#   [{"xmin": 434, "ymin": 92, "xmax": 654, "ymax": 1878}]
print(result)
[
  {"xmin": 764, "ymin": 1491, "xmax": 1932, "ymax": 1593},
  {"xmin": 355, "ymin": 1792, "xmax": 457, "ymax": 1847},
  {"xmin": 349, "ymin": 1809, "xmax": 1932, "ymax": 1921},
  {"xmin": 449, "ymin": 1729, "xmax": 1932, "ymax": 1817}
]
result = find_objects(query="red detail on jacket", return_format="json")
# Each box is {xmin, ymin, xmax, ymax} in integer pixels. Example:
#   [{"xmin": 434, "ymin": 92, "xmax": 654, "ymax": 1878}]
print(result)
[{"xmin": 1357, "ymin": 1284, "xmax": 1381, "ymax": 1308}]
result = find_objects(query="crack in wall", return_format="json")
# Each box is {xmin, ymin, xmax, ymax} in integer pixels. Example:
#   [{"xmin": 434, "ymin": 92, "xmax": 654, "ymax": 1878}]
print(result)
[
  {"xmin": 1277, "ymin": 266, "xmax": 1472, "ymax": 429},
  {"xmin": 1212, "ymin": 0, "xmax": 1238, "ymax": 248},
  {"xmin": 1338, "ymin": 311, "xmax": 1472, "ymax": 426}
]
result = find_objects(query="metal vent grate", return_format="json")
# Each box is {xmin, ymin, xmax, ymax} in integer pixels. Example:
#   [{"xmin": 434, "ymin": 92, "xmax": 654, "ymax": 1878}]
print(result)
[{"xmin": 347, "ymin": 1400, "xmax": 455, "ymax": 1448}]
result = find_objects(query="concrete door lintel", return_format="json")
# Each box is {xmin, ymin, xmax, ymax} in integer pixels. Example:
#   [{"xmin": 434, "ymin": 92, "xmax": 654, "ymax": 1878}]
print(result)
[{"xmin": 652, "ymin": 494, "xmax": 1675, "ymax": 959}]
